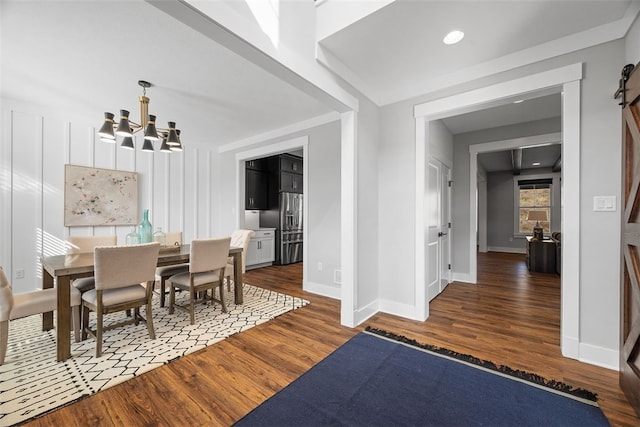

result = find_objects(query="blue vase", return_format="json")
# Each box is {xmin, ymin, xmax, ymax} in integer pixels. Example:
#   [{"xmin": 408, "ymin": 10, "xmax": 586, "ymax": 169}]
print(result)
[{"xmin": 139, "ymin": 209, "xmax": 153, "ymax": 243}]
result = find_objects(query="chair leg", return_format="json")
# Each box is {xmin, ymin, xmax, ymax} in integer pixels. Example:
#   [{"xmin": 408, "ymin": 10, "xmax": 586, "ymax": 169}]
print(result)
[
  {"xmin": 146, "ymin": 300, "xmax": 155, "ymax": 340},
  {"xmin": 159, "ymin": 277, "xmax": 166, "ymax": 308},
  {"xmin": 218, "ymin": 283, "xmax": 227, "ymax": 313},
  {"xmin": 96, "ymin": 310, "xmax": 103, "ymax": 358},
  {"xmin": 169, "ymin": 282, "xmax": 175, "ymax": 314},
  {"xmin": 81, "ymin": 304, "xmax": 90, "ymax": 341},
  {"xmin": 226, "ymin": 275, "xmax": 231, "ymax": 292},
  {"xmin": 72, "ymin": 306, "xmax": 81, "ymax": 343},
  {"xmin": 0, "ymin": 320, "xmax": 8, "ymax": 365},
  {"xmin": 189, "ymin": 288, "xmax": 195, "ymax": 325}
]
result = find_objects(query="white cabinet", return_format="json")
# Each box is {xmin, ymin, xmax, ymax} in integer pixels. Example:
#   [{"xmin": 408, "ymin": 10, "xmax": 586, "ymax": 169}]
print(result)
[{"xmin": 246, "ymin": 229, "xmax": 275, "ymax": 269}]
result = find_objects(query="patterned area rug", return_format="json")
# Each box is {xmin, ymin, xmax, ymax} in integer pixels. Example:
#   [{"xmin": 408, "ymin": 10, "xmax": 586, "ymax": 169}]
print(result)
[{"xmin": 0, "ymin": 284, "xmax": 308, "ymax": 426}]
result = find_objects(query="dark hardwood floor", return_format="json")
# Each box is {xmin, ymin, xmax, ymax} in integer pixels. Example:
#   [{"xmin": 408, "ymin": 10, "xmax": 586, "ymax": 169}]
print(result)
[{"xmin": 25, "ymin": 252, "xmax": 640, "ymax": 426}]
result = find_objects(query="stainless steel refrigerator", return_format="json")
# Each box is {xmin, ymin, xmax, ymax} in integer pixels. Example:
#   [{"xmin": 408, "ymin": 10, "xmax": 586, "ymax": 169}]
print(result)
[{"xmin": 260, "ymin": 192, "xmax": 303, "ymax": 265}]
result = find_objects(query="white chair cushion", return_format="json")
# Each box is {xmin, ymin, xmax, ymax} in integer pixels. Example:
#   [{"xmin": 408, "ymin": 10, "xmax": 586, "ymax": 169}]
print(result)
[
  {"xmin": 73, "ymin": 277, "xmax": 96, "ymax": 293},
  {"xmin": 169, "ymin": 271, "xmax": 223, "ymax": 288},
  {"xmin": 156, "ymin": 264, "xmax": 189, "ymax": 277},
  {"xmin": 83, "ymin": 285, "xmax": 146, "ymax": 307},
  {"xmin": 11, "ymin": 287, "xmax": 81, "ymax": 320}
]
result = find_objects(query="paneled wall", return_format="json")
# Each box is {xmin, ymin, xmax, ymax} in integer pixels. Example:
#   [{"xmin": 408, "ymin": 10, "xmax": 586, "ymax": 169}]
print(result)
[{"xmin": 0, "ymin": 104, "xmax": 218, "ymax": 294}]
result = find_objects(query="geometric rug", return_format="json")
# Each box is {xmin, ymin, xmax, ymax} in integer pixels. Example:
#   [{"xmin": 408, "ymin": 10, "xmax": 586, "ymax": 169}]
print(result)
[
  {"xmin": 235, "ymin": 328, "xmax": 609, "ymax": 426},
  {"xmin": 0, "ymin": 284, "xmax": 308, "ymax": 426}
]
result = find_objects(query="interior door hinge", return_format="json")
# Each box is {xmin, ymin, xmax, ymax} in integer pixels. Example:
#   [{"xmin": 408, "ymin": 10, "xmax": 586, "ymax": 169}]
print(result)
[
  {"xmin": 448, "ymin": 222, "xmax": 451, "ymax": 228},
  {"xmin": 448, "ymin": 264, "xmax": 451, "ymax": 270},
  {"xmin": 448, "ymin": 180, "xmax": 453, "ymax": 187}
]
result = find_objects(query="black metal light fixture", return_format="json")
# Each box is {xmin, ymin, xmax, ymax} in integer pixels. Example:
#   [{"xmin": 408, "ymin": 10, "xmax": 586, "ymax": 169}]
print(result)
[{"xmin": 98, "ymin": 80, "xmax": 183, "ymax": 152}]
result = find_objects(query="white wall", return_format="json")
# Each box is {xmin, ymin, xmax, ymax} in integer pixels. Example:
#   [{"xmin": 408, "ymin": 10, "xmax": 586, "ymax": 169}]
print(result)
[
  {"xmin": 0, "ymin": 100, "xmax": 218, "ymax": 294},
  {"xmin": 626, "ymin": 12, "xmax": 640, "ymax": 64}
]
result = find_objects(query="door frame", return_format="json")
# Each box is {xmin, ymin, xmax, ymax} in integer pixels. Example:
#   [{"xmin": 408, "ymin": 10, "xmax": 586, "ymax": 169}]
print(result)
[
  {"xmin": 413, "ymin": 63, "xmax": 582, "ymax": 360},
  {"xmin": 235, "ymin": 136, "xmax": 309, "ymax": 293}
]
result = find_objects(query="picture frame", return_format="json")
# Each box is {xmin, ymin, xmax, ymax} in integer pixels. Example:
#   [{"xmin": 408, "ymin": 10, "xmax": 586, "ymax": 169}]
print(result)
[{"xmin": 64, "ymin": 164, "xmax": 138, "ymax": 227}]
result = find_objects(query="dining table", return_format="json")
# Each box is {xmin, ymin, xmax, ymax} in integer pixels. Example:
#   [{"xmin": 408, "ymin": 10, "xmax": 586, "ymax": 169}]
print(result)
[{"xmin": 40, "ymin": 244, "xmax": 243, "ymax": 362}]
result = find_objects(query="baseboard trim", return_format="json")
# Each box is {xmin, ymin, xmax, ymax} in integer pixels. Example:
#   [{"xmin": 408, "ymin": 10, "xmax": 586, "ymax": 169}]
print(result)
[
  {"xmin": 304, "ymin": 281, "xmax": 340, "ymax": 299},
  {"xmin": 579, "ymin": 342, "xmax": 619, "ymax": 371},
  {"xmin": 378, "ymin": 299, "xmax": 421, "ymax": 321},
  {"xmin": 451, "ymin": 272, "xmax": 474, "ymax": 284},
  {"xmin": 488, "ymin": 246, "xmax": 526, "ymax": 254}
]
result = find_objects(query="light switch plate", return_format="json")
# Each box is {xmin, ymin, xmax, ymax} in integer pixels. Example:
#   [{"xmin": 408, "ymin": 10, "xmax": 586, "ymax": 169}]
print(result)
[{"xmin": 593, "ymin": 196, "xmax": 616, "ymax": 212}]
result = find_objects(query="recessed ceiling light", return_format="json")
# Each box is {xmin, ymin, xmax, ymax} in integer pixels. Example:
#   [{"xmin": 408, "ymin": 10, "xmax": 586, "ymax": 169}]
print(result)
[
  {"xmin": 532, "ymin": 162, "xmax": 541, "ymax": 166},
  {"xmin": 513, "ymin": 99, "xmax": 524, "ymax": 104},
  {"xmin": 443, "ymin": 30, "xmax": 464, "ymax": 45}
]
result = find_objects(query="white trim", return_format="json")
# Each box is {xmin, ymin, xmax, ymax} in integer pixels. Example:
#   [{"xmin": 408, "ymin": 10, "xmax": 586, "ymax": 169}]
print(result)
[
  {"xmin": 415, "ymin": 63, "xmax": 582, "ymax": 361},
  {"xmin": 378, "ymin": 298, "xmax": 419, "ymax": 320},
  {"xmin": 487, "ymin": 247, "xmax": 526, "ymax": 254},
  {"xmin": 414, "ymin": 117, "xmax": 428, "ymax": 321},
  {"xmin": 579, "ymin": 342, "xmax": 619, "ymax": 371},
  {"xmin": 341, "ymin": 111, "xmax": 357, "ymax": 327},
  {"xmin": 235, "ymin": 136, "xmax": 309, "ymax": 294},
  {"xmin": 451, "ymin": 272, "xmax": 473, "ymax": 284},
  {"xmin": 305, "ymin": 281, "xmax": 341, "ymax": 300},
  {"xmin": 219, "ymin": 112, "xmax": 340, "ymax": 154},
  {"xmin": 354, "ymin": 298, "xmax": 378, "ymax": 325},
  {"xmin": 414, "ymin": 64, "xmax": 582, "ymax": 119},
  {"xmin": 561, "ymin": 80, "xmax": 581, "ymax": 361}
]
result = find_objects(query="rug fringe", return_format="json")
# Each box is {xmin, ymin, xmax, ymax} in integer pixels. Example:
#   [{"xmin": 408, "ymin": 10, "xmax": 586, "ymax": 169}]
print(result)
[{"xmin": 364, "ymin": 326, "xmax": 599, "ymax": 402}]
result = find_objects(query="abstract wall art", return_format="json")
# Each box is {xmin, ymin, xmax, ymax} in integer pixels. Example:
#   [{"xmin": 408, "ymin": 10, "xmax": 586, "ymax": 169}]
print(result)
[{"xmin": 64, "ymin": 165, "xmax": 138, "ymax": 227}]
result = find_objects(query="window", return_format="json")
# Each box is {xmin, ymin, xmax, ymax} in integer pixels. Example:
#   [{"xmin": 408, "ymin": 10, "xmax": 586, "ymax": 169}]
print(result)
[{"xmin": 516, "ymin": 178, "xmax": 552, "ymax": 235}]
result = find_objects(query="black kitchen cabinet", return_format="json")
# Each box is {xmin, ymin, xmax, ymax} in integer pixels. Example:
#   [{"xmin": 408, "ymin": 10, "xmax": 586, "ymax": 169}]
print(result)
[{"xmin": 245, "ymin": 169, "xmax": 268, "ymax": 210}]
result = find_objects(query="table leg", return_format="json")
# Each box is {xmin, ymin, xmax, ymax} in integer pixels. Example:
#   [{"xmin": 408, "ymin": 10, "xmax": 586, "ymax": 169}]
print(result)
[
  {"xmin": 233, "ymin": 252, "xmax": 243, "ymax": 305},
  {"xmin": 42, "ymin": 268, "xmax": 54, "ymax": 331},
  {"xmin": 56, "ymin": 276, "xmax": 71, "ymax": 361}
]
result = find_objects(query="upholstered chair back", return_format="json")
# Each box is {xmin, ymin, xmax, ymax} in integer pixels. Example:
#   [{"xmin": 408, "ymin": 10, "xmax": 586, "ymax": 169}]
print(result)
[
  {"xmin": 190, "ymin": 238, "xmax": 231, "ymax": 274},
  {"xmin": 230, "ymin": 230, "xmax": 255, "ymax": 273},
  {"xmin": 0, "ymin": 267, "xmax": 14, "ymax": 323},
  {"xmin": 164, "ymin": 232, "xmax": 183, "ymax": 247},
  {"xmin": 94, "ymin": 243, "xmax": 160, "ymax": 290}
]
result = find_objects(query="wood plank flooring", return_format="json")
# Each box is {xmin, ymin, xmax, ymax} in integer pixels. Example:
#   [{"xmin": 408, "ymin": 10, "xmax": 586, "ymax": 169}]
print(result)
[{"xmin": 25, "ymin": 252, "xmax": 640, "ymax": 426}]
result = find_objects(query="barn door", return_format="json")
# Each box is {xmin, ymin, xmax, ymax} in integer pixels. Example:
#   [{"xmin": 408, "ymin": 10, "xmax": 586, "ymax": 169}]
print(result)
[{"xmin": 620, "ymin": 62, "xmax": 640, "ymax": 417}]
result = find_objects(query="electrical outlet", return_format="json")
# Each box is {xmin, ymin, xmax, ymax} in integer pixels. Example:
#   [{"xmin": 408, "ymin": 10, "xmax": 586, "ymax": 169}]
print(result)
[
  {"xmin": 15, "ymin": 269, "xmax": 25, "ymax": 279},
  {"xmin": 317, "ymin": 262, "xmax": 323, "ymax": 271},
  {"xmin": 334, "ymin": 269, "xmax": 342, "ymax": 284}
]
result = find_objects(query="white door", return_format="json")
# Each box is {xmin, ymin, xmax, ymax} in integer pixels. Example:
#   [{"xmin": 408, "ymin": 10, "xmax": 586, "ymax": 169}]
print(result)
[
  {"xmin": 426, "ymin": 158, "xmax": 451, "ymax": 301},
  {"xmin": 439, "ymin": 164, "xmax": 451, "ymax": 293}
]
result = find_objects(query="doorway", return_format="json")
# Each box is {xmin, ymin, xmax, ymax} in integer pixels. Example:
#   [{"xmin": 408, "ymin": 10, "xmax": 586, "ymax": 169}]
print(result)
[{"xmin": 414, "ymin": 63, "xmax": 582, "ymax": 359}]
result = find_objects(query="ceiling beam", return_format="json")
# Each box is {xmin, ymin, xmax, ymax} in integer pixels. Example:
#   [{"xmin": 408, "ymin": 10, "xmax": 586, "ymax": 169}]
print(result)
[{"xmin": 511, "ymin": 148, "xmax": 522, "ymax": 175}]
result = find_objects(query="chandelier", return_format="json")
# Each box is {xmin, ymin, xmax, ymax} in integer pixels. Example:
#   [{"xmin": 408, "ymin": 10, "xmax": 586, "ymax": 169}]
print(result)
[{"xmin": 97, "ymin": 80, "xmax": 183, "ymax": 152}]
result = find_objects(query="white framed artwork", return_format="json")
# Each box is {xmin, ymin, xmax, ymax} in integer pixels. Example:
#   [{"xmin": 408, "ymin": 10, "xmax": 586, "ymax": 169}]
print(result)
[{"xmin": 64, "ymin": 164, "xmax": 138, "ymax": 227}]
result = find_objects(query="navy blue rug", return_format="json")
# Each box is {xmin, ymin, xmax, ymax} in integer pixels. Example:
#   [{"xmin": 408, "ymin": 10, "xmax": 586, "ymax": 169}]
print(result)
[{"xmin": 235, "ymin": 328, "xmax": 609, "ymax": 426}]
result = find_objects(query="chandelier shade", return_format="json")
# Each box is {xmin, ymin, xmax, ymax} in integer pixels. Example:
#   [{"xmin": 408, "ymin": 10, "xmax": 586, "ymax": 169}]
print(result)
[
  {"xmin": 98, "ymin": 80, "xmax": 183, "ymax": 152},
  {"xmin": 120, "ymin": 136, "xmax": 135, "ymax": 150},
  {"xmin": 141, "ymin": 139, "xmax": 155, "ymax": 152},
  {"xmin": 98, "ymin": 112, "xmax": 115, "ymax": 139},
  {"xmin": 159, "ymin": 136, "xmax": 172, "ymax": 153}
]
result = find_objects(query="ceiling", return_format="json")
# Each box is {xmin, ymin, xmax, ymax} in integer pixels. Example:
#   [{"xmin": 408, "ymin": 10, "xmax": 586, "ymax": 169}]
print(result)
[
  {"xmin": 1, "ymin": 0, "xmax": 636, "ymax": 150},
  {"xmin": 319, "ymin": 0, "xmax": 633, "ymax": 106}
]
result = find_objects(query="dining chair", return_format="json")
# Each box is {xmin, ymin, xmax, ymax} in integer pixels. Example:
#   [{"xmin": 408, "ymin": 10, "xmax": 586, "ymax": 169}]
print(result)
[
  {"xmin": 67, "ymin": 235, "xmax": 117, "ymax": 294},
  {"xmin": 224, "ymin": 229, "xmax": 255, "ymax": 291},
  {"xmin": 168, "ymin": 237, "xmax": 231, "ymax": 325},
  {"xmin": 155, "ymin": 231, "xmax": 189, "ymax": 307},
  {"xmin": 81, "ymin": 242, "xmax": 160, "ymax": 358},
  {"xmin": 0, "ymin": 266, "xmax": 81, "ymax": 365}
]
